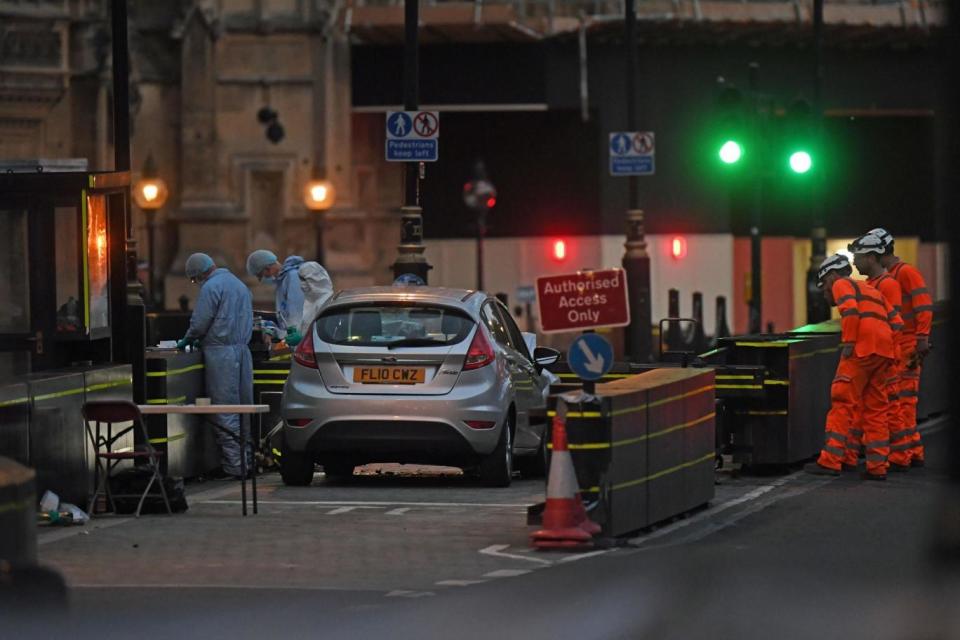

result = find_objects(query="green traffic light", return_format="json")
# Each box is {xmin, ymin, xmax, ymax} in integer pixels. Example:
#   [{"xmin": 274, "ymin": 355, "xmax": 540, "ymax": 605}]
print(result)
[
  {"xmin": 789, "ymin": 150, "xmax": 812, "ymax": 174},
  {"xmin": 719, "ymin": 140, "xmax": 743, "ymax": 164}
]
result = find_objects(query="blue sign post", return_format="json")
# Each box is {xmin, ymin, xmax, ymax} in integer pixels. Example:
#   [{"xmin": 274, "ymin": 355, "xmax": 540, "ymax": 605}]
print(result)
[
  {"xmin": 609, "ymin": 131, "xmax": 655, "ymax": 176},
  {"xmin": 567, "ymin": 333, "xmax": 614, "ymax": 388},
  {"xmin": 386, "ymin": 110, "xmax": 439, "ymax": 162}
]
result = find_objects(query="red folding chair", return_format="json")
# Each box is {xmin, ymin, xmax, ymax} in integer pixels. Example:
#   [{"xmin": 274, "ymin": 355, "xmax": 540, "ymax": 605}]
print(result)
[{"xmin": 83, "ymin": 401, "xmax": 172, "ymax": 517}]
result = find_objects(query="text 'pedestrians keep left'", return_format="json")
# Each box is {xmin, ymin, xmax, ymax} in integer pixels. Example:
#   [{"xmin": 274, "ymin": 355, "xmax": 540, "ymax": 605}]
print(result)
[{"xmin": 386, "ymin": 111, "xmax": 440, "ymax": 162}]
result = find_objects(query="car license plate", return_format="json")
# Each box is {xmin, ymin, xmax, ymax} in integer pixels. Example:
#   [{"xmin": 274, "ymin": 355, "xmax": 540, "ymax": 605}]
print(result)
[{"xmin": 353, "ymin": 366, "xmax": 426, "ymax": 384}]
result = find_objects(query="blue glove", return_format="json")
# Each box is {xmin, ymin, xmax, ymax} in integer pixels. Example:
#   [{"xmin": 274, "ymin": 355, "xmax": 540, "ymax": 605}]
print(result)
[
  {"xmin": 176, "ymin": 338, "xmax": 190, "ymax": 351},
  {"xmin": 286, "ymin": 327, "xmax": 302, "ymax": 348}
]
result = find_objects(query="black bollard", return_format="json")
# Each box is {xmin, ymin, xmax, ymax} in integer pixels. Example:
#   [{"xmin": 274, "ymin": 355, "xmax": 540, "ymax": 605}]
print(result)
[
  {"xmin": 667, "ymin": 289, "xmax": 682, "ymax": 351},
  {"xmin": 691, "ymin": 292, "xmax": 707, "ymax": 354},
  {"xmin": 715, "ymin": 296, "xmax": 731, "ymax": 341}
]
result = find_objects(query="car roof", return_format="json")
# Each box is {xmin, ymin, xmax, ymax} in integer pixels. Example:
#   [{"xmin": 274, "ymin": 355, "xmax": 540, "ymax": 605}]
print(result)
[{"xmin": 327, "ymin": 286, "xmax": 488, "ymax": 314}]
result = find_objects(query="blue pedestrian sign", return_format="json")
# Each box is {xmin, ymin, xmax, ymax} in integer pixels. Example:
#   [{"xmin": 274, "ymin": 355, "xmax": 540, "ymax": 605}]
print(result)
[
  {"xmin": 386, "ymin": 110, "xmax": 439, "ymax": 162},
  {"xmin": 567, "ymin": 333, "xmax": 614, "ymax": 382},
  {"xmin": 609, "ymin": 131, "xmax": 655, "ymax": 176}
]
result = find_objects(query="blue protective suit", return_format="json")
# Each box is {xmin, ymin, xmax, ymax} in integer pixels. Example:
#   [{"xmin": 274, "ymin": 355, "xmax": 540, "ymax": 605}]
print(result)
[
  {"xmin": 274, "ymin": 255, "xmax": 306, "ymax": 332},
  {"xmin": 183, "ymin": 268, "xmax": 254, "ymax": 476}
]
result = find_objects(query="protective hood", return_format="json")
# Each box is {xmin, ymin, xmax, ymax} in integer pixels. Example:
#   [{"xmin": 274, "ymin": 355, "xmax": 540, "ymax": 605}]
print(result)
[
  {"xmin": 278, "ymin": 255, "xmax": 306, "ymax": 283},
  {"xmin": 298, "ymin": 261, "xmax": 334, "ymax": 334}
]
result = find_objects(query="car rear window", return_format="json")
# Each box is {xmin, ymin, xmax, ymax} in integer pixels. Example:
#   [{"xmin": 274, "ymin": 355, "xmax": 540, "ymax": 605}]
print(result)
[{"xmin": 316, "ymin": 304, "xmax": 475, "ymax": 347}]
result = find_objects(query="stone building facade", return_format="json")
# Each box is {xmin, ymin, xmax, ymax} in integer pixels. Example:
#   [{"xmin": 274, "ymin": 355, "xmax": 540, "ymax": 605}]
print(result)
[{"xmin": 1, "ymin": 0, "xmax": 400, "ymax": 309}]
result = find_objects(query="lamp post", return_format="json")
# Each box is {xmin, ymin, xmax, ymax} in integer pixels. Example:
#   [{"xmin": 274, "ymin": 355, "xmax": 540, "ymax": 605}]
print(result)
[
  {"xmin": 132, "ymin": 153, "xmax": 169, "ymax": 308},
  {"xmin": 303, "ymin": 173, "xmax": 336, "ymax": 263},
  {"xmin": 463, "ymin": 161, "xmax": 497, "ymax": 291}
]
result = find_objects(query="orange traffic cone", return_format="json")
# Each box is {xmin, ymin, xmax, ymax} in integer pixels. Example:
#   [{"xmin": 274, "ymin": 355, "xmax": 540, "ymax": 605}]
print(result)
[{"xmin": 531, "ymin": 415, "xmax": 598, "ymax": 549}]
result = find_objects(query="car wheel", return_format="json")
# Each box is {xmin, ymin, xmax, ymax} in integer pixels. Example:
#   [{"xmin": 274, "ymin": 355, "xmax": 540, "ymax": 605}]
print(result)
[
  {"xmin": 479, "ymin": 416, "xmax": 513, "ymax": 487},
  {"xmin": 322, "ymin": 462, "xmax": 355, "ymax": 482},
  {"xmin": 279, "ymin": 432, "xmax": 315, "ymax": 486},
  {"xmin": 517, "ymin": 439, "xmax": 547, "ymax": 478}
]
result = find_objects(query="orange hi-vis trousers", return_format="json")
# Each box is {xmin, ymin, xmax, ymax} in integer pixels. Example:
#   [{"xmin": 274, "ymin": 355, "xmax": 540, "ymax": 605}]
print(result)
[
  {"xmin": 819, "ymin": 354, "xmax": 893, "ymax": 476},
  {"xmin": 843, "ymin": 358, "xmax": 908, "ymax": 468},
  {"xmin": 897, "ymin": 339, "xmax": 926, "ymax": 463}
]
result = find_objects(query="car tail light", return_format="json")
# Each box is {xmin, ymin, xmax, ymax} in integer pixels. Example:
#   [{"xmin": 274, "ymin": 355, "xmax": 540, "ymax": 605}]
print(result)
[
  {"xmin": 288, "ymin": 418, "xmax": 312, "ymax": 427},
  {"xmin": 464, "ymin": 420, "xmax": 496, "ymax": 430},
  {"xmin": 293, "ymin": 323, "xmax": 318, "ymax": 368},
  {"xmin": 463, "ymin": 327, "xmax": 494, "ymax": 370}
]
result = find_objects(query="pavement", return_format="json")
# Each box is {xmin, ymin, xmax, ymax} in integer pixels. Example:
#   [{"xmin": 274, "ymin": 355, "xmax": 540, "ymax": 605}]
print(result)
[{"xmin": 6, "ymin": 416, "xmax": 959, "ymax": 639}]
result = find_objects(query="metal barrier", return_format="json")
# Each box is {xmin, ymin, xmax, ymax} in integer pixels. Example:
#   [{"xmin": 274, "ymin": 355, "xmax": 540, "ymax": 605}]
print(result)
[{"xmin": 540, "ymin": 367, "xmax": 716, "ymax": 537}]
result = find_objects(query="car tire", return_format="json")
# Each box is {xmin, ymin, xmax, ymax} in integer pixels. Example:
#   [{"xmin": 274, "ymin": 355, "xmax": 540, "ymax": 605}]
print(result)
[
  {"xmin": 479, "ymin": 417, "xmax": 513, "ymax": 487},
  {"xmin": 517, "ymin": 439, "xmax": 547, "ymax": 478},
  {"xmin": 279, "ymin": 432, "xmax": 315, "ymax": 486}
]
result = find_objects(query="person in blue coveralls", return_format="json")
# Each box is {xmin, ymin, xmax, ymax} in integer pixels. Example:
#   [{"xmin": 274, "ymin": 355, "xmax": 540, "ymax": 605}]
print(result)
[
  {"xmin": 177, "ymin": 253, "xmax": 254, "ymax": 479},
  {"xmin": 246, "ymin": 249, "xmax": 308, "ymax": 343}
]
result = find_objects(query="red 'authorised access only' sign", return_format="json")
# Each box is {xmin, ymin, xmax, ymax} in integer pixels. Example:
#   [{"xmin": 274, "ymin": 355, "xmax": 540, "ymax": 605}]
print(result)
[{"xmin": 535, "ymin": 268, "xmax": 631, "ymax": 334}]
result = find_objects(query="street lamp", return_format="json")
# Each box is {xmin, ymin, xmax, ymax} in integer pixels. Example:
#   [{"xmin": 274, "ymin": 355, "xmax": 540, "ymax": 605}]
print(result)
[
  {"xmin": 132, "ymin": 153, "xmax": 168, "ymax": 308},
  {"xmin": 303, "ymin": 174, "xmax": 335, "ymax": 264}
]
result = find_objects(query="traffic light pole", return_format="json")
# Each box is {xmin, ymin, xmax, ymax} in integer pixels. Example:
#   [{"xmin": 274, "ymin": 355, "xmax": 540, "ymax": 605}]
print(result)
[
  {"xmin": 748, "ymin": 62, "xmax": 763, "ymax": 335},
  {"xmin": 392, "ymin": 0, "xmax": 432, "ymax": 283},
  {"xmin": 805, "ymin": 0, "xmax": 830, "ymax": 324},
  {"xmin": 622, "ymin": 0, "xmax": 653, "ymax": 363}
]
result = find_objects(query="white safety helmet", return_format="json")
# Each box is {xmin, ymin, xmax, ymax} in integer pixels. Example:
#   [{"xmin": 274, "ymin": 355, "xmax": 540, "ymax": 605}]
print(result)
[
  {"xmin": 817, "ymin": 253, "xmax": 851, "ymax": 287},
  {"xmin": 848, "ymin": 233, "xmax": 886, "ymax": 256},
  {"xmin": 867, "ymin": 227, "xmax": 894, "ymax": 251}
]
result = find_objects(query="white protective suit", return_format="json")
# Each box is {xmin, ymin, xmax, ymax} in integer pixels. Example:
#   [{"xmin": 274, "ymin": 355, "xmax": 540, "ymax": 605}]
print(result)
[{"xmin": 298, "ymin": 262, "xmax": 334, "ymax": 335}]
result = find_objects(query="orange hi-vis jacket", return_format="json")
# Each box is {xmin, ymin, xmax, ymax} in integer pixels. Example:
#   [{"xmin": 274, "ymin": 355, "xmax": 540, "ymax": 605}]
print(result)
[
  {"xmin": 888, "ymin": 260, "xmax": 933, "ymax": 337},
  {"xmin": 866, "ymin": 273, "xmax": 905, "ymax": 338},
  {"xmin": 831, "ymin": 277, "xmax": 897, "ymax": 359}
]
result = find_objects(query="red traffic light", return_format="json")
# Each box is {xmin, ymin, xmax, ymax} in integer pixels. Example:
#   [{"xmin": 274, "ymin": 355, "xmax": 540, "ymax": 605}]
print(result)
[
  {"xmin": 552, "ymin": 239, "xmax": 567, "ymax": 262},
  {"xmin": 670, "ymin": 236, "xmax": 687, "ymax": 260}
]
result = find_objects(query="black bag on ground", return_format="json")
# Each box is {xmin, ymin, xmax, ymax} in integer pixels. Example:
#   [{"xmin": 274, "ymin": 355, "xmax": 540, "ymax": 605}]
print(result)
[{"xmin": 108, "ymin": 468, "xmax": 188, "ymax": 514}]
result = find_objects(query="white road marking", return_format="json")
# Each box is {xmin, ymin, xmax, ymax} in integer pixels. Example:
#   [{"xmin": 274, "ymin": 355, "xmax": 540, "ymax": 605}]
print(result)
[
  {"xmin": 202, "ymin": 499, "xmax": 530, "ymax": 509},
  {"xmin": 628, "ymin": 476, "xmax": 791, "ymax": 545},
  {"xmin": 326, "ymin": 506, "xmax": 382, "ymax": 515},
  {"xmin": 556, "ymin": 549, "xmax": 612, "ymax": 564},
  {"xmin": 386, "ymin": 590, "xmax": 436, "ymax": 598},
  {"xmin": 386, "ymin": 507, "xmax": 411, "ymax": 516},
  {"xmin": 483, "ymin": 569, "xmax": 533, "ymax": 578},
  {"xmin": 435, "ymin": 579, "xmax": 488, "ymax": 587},
  {"xmin": 478, "ymin": 544, "xmax": 553, "ymax": 565}
]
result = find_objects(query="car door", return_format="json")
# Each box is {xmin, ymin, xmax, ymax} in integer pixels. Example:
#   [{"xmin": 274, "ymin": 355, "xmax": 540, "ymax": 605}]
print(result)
[
  {"xmin": 491, "ymin": 301, "xmax": 545, "ymax": 453},
  {"xmin": 479, "ymin": 300, "xmax": 525, "ymax": 431}
]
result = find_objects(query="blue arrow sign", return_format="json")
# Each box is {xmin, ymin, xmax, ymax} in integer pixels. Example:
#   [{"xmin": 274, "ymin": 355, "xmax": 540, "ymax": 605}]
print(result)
[{"xmin": 567, "ymin": 333, "xmax": 614, "ymax": 382}]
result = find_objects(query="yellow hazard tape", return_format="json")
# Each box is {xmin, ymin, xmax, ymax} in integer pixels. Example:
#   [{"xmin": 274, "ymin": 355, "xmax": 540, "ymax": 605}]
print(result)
[
  {"xmin": 716, "ymin": 384, "xmax": 763, "ymax": 390},
  {"xmin": 0, "ymin": 396, "xmax": 30, "ymax": 408},
  {"xmin": 548, "ymin": 412, "xmax": 715, "ymax": 451},
  {"xmin": 146, "ymin": 364, "xmax": 205, "ymax": 378},
  {"xmin": 735, "ymin": 341, "xmax": 791, "ymax": 348},
  {"xmin": 790, "ymin": 347, "xmax": 840, "ymax": 360},
  {"xmin": 145, "ymin": 395, "xmax": 187, "ymax": 405},
  {"xmin": 581, "ymin": 451, "xmax": 716, "ymax": 493},
  {"xmin": 148, "ymin": 433, "xmax": 187, "ymax": 444},
  {"xmin": 0, "ymin": 497, "xmax": 33, "ymax": 516},
  {"xmin": 716, "ymin": 375, "xmax": 756, "ymax": 380},
  {"xmin": 253, "ymin": 369, "xmax": 290, "ymax": 375},
  {"xmin": 764, "ymin": 379, "xmax": 790, "ymax": 386},
  {"xmin": 546, "ymin": 384, "xmax": 716, "ymax": 420},
  {"xmin": 254, "ymin": 380, "xmax": 287, "ymax": 386},
  {"xmin": 268, "ymin": 353, "xmax": 292, "ymax": 362}
]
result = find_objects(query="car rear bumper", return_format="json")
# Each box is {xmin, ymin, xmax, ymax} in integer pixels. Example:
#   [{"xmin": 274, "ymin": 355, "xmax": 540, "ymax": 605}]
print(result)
[{"xmin": 281, "ymin": 363, "xmax": 508, "ymax": 464}]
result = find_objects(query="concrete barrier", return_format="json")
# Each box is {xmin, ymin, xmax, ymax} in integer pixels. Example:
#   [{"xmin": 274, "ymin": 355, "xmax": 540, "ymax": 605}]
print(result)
[{"xmin": 541, "ymin": 368, "xmax": 716, "ymax": 537}]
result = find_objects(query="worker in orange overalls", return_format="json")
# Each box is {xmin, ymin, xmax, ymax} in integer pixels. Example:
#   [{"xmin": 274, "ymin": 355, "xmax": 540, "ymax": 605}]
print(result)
[
  {"xmin": 848, "ymin": 233, "xmax": 910, "ymax": 472},
  {"xmin": 805, "ymin": 253, "xmax": 897, "ymax": 481},
  {"xmin": 868, "ymin": 228, "xmax": 933, "ymax": 467}
]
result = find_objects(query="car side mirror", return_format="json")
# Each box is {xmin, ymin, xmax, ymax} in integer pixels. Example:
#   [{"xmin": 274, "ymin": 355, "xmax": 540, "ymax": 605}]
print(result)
[{"xmin": 533, "ymin": 346, "xmax": 560, "ymax": 370}]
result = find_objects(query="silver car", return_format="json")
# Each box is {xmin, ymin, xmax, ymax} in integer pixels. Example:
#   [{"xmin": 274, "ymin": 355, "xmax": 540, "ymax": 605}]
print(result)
[{"xmin": 279, "ymin": 286, "xmax": 560, "ymax": 487}]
